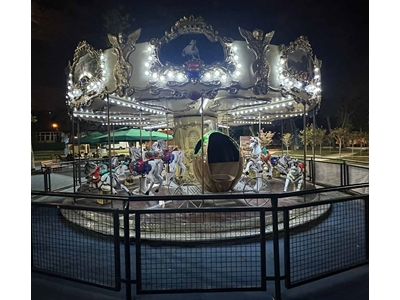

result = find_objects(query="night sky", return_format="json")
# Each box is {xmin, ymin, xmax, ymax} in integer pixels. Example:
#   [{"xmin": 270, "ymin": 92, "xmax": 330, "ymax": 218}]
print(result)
[{"xmin": 31, "ymin": 0, "xmax": 369, "ymax": 127}]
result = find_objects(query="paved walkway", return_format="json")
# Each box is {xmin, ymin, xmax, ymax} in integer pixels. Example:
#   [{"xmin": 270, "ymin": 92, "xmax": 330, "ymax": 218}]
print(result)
[{"xmin": 32, "ymin": 260, "xmax": 368, "ymax": 300}]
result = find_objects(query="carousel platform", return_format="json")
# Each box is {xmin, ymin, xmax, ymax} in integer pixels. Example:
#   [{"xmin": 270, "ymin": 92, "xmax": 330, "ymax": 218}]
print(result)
[{"xmin": 58, "ymin": 176, "xmax": 341, "ymax": 243}]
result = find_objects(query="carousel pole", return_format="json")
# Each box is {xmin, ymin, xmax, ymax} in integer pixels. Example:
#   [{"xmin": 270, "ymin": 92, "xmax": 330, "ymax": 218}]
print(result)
[
  {"xmin": 112, "ymin": 124, "xmax": 115, "ymax": 154},
  {"xmin": 201, "ymin": 96, "xmax": 205, "ymax": 196},
  {"xmin": 258, "ymin": 111, "xmax": 261, "ymax": 135},
  {"xmin": 281, "ymin": 121, "xmax": 284, "ymax": 155},
  {"xmin": 71, "ymin": 113, "xmax": 76, "ymax": 193},
  {"xmin": 106, "ymin": 94, "xmax": 114, "ymax": 205},
  {"xmin": 77, "ymin": 118, "xmax": 81, "ymax": 186},
  {"xmin": 166, "ymin": 113, "xmax": 170, "ymax": 179},
  {"xmin": 139, "ymin": 109, "xmax": 143, "ymax": 194},
  {"xmin": 107, "ymin": 94, "xmax": 112, "ymax": 166},
  {"xmin": 139, "ymin": 110, "xmax": 143, "ymax": 158},
  {"xmin": 302, "ymin": 102, "xmax": 307, "ymax": 193},
  {"xmin": 312, "ymin": 106, "xmax": 316, "ymax": 185}
]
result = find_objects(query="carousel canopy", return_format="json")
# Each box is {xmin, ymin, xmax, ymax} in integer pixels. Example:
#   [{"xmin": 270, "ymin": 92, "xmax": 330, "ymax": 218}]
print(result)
[{"xmin": 66, "ymin": 15, "xmax": 322, "ymax": 128}]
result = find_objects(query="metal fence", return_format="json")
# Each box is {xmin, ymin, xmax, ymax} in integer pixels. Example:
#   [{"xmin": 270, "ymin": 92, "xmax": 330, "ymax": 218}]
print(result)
[
  {"xmin": 31, "ymin": 158, "xmax": 368, "ymax": 300},
  {"xmin": 31, "ymin": 203, "xmax": 121, "ymax": 290},
  {"xmin": 283, "ymin": 196, "xmax": 368, "ymax": 288}
]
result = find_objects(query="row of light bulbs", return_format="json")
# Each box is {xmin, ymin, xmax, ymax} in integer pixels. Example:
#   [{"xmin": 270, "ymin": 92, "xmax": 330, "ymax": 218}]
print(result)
[
  {"xmin": 143, "ymin": 43, "xmax": 242, "ymax": 83},
  {"xmin": 232, "ymin": 101, "xmax": 293, "ymax": 115},
  {"xmin": 233, "ymin": 121, "xmax": 272, "ymax": 124},
  {"xmin": 105, "ymin": 95, "xmax": 167, "ymax": 115},
  {"xmin": 277, "ymin": 56, "xmax": 322, "ymax": 96}
]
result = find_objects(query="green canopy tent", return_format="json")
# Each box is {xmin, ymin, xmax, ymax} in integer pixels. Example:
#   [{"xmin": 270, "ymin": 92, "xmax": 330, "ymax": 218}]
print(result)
[
  {"xmin": 92, "ymin": 128, "xmax": 173, "ymax": 143},
  {"xmin": 77, "ymin": 131, "xmax": 104, "ymax": 144}
]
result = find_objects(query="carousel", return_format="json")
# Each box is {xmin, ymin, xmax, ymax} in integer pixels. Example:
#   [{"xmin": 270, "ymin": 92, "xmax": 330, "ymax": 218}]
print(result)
[{"xmin": 62, "ymin": 16, "xmax": 324, "ymax": 240}]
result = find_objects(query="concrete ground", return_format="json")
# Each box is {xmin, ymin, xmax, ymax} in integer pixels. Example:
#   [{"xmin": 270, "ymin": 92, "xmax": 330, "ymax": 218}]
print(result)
[{"xmin": 32, "ymin": 264, "xmax": 368, "ymax": 300}]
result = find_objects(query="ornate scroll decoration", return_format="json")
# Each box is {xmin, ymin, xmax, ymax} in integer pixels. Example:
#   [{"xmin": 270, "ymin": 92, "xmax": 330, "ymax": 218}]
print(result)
[
  {"xmin": 278, "ymin": 36, "xmax": 322, "ymax": 105},
  {"xmin": 281, "ymin": 35, "xmax": 313, "ymax": 55},
  {"xmin": 279, "ymin": 35, "xmax": 314, "ymax": 83},
  {"xmin": 108, "ymin": 28, "xmax": 141, "ymax": 97},
  {"xmin": 152, "ymin": 15, "xmax": 232, "ymax": 58},
  {"xmin": 146, "ymin": 16, "xmax": 237, "ymax": 91},
  {"xmin": 239, "ymin": 27, "xmax": 275, "ymax": 95},
  {"xmin": 67, "ymin": 41, "xmax": 108, "ymax": 109}
]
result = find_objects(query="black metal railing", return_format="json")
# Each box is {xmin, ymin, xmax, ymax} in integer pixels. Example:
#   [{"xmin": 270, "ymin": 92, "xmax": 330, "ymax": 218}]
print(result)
[
  {"xmin": 34, "ymin": 157, "xmax": 369, "ymax": 193},
  {"xmin": 31, "ymin": 181, "xmax": 368, "ymax": 300}
]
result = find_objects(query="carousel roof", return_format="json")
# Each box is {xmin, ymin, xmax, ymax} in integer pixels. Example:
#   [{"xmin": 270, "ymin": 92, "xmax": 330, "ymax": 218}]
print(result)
[{"xmin": 66, "ymin": 16, "xmax": 322, "ymax": 128}]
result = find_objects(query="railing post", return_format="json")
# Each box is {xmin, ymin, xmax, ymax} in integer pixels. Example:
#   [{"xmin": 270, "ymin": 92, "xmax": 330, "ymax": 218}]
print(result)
[
  {"xmin": 46, "ymin": 167, "xmax": 52, "ymax": 192},
  {"xmin": 260, "ymin": 208, "xmax": 266, "ymax": 291},
  {"xmin": 340, "ymin": 161, "xmax": 344, "ymax": 186},
  {"xmin": 271, "ymin": 196, "xmax": 282, "ymax": 300},
  {"xmin": 124, "ymin": 202, "xmax": 132, "ymax": 299},
  {"xmin": 365, "ymin": 196, "xmax": 369, "ymax": 260},
  {"xmin": 283, "ymin": 209, "xmax": 290, "ymax": 288},
  {"xmin": 311, "ymin": 157, "xmax": 315, "ymax": 185},
  {"xmin": 114, "ymin": 210, "xmax": 122, "ymax": 291},
  {"xmin": 43, "ymin": 168, "xmax": 48, "ymax": 192},
  {"xmin": 135, "ymin": 209, "xmax": 142, "ymax": 296}
]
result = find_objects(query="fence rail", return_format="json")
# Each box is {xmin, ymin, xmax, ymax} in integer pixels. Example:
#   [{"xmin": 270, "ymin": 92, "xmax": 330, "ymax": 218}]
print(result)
[{"xmin": 31, "ymin": 159, "xmax": 369, "ymax": 300}]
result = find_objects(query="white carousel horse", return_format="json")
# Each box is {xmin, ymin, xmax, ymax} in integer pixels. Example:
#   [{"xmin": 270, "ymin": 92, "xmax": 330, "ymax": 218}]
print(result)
[
  {"xmin": 153, "ymin": 140, "xmax": 186, "ymax": 182},
  {"xmin": 244, "ymin": 137, "xmax": 264, "ymax": 176},
  {"xmin": 243, "ymin": 136, "xmax": 265, "ymax": 192},
  {"xmin": 170, "ymin": 146, "xmax": 186, "ymax": 180},
  {"xmin": 272, "ymin": 154, "xmax": 292, "ymax": 175},
  {"xmin": 130, "ymin": 147, "xmax": 163, "ymax": 195},
  {"xmin": 83, "ymin": 161, "xmax": 130, "ymax": 195},
  {"xmin": 182, "ymin": 39, "xmax": 200, "ymax": 60},
  {"xmin": 151, "ymin": 141, "xmax": 167, "ymax": 178},
  {"xmin": 113, "ymin": 160, "xmax": 133, "ymax": 183},
  {"xmin": 129, "ymin": 144, "xmax": 137, "ymax": 161},
  {"xmin": 283, "ymin": 159, "xmax": 304, "ymax": 192}
]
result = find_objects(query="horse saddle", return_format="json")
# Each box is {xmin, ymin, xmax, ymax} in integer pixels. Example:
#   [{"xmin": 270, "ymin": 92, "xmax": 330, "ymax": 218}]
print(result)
[
  {"xmin": 99, "ymin": 169, "xmax": 115, "ymax": 176},
  {"xmin": 91, "ymin": 167, "xmax": 101, "ymax": 183},
  {"xmin": 133, "ymin": 160, "xmax": 151, "ymax": 174}
]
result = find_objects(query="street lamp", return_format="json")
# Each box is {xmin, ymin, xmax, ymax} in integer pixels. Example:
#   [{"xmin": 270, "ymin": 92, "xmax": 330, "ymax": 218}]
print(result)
[{"xmin": 52, "ymin": 123, "xmax": 58, "ymax": 131}]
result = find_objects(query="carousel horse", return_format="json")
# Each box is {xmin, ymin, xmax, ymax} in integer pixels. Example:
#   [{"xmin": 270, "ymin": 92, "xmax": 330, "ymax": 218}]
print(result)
[
  {"xmin": 129, "ymin": 144, "xmax": 137, "ymax": 161},
  {"xmin": 283, "ymin": 159, "xmax": 305, "ymax": 192},
  {"xmin": 244, "ymin": 137, "xmax": 264, "ymax": 176},
  {"xmin": 152, "ymin": 140, "xmax": 171, "ymax": 164},
  {"xmin": 272, "ymin": 154, "xmax": 292, "ymax": 175},
  {"xmin": 182, "ymin": 39, "xmax": 200, "ymax": 60},
  {"xmin": 84, "ymin": 161, "xmax": 130, "ymax": 195},
  {"xmin": 130, "ymin": 147, "xmax": 163, "ymax": 195},
  {"xmin": 151, "ymin": 141, "xmax": 168, "ymax": 176},
  {"xmin": 113, "ymin": 159, "xmax": 133, "ymax": 183},
  {"xmin": 243, "ymin": 136, "xmax": 265, "ymax": 192},
  {"xmin": 153, "ymin": 140, "xmax": 186, "ymax": 182},
  {"xmin": 170, "ymin": 146, "xmax": 186, "ymax": 180},
  {"xmin": 261, "ymin": 147, "xmax": 273, "ymax": 178}
]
